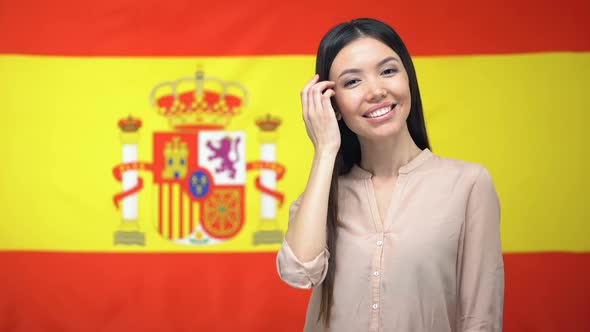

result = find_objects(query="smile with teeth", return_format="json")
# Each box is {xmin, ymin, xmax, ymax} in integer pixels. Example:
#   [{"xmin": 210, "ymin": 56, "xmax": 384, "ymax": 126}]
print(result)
[{"xmin": 364, "ymin": 105, "xmax": 395, "ymax": 118}]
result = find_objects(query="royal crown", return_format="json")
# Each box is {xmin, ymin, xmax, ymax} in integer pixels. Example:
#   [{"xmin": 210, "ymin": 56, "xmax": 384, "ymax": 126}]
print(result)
[
  {"xmin": 118, "ymin": 115, "xmax": 142, "ymax": 132},
  {"xmin": 256, "ymin": 114, "xmax": 282, "ymax": 131},
  {"xmin": 150, "ymin": 68, "xmax": 249, "ymax": 131}
]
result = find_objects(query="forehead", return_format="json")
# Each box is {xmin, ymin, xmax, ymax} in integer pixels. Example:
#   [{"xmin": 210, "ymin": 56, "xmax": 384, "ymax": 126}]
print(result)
[{"xmin": 329, "ymin": 37, "xmax": 401, "ymax": 78}]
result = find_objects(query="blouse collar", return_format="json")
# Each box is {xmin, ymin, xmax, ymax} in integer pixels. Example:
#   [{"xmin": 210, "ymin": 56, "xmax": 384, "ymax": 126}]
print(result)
[{"xmin": 349, "ymin": 148, "xmax": 433, "ymax": 179}]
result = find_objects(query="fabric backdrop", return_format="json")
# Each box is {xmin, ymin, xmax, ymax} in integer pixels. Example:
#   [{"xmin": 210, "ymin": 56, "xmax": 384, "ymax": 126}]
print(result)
[{"xmin": 1, "ymin": 0, "xmax": 588, "ymax": 331}]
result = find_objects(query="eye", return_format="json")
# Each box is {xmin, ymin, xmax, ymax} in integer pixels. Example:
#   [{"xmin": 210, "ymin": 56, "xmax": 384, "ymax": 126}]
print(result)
[
  {"xmin": 381, "ymin": 68, "xmax": 398, "ymax": 76},
  {"xmin": 343, "ymin": 79, "xmax": 360, "ymax": 87}
]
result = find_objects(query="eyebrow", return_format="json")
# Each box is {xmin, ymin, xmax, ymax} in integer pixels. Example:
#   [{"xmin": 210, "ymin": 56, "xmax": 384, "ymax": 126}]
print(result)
[{"xmin": 337, "ymin": 56, "xmax": 399, "ymax": 79}]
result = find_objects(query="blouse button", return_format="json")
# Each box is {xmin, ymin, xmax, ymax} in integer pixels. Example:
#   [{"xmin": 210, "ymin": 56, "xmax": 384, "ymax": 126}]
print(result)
[
  {"xmin": 372, "ymin": 303, "xmax": 379, "ymax": 310},
  {"xmin": 376, "ymin": 240, "xmax": 383, "ymax": 246},
  {"xmin": 373, "ymin": 271, "xmax": 380, "ymax": 277}
]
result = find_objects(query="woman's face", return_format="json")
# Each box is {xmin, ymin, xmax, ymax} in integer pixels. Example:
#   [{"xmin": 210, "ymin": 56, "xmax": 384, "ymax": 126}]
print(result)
[{"xmin": 329, "ymin": 37, "xmax": 411, "ymax": 140}]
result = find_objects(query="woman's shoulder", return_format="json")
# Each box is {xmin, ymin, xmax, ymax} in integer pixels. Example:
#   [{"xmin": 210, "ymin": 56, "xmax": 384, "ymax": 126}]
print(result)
[
  {"xmin": 429, "ymin": 153, "xmax": 486, "ymax": 172},
  {"xmin": 426, "ymin": 152, "xmax": 493, "ymax": 185}
]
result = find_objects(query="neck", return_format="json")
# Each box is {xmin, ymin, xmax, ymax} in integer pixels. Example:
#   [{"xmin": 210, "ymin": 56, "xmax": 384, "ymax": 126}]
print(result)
[{"xmin": 358, "ymin": 125, "xmax": 422, "ymax": 178}]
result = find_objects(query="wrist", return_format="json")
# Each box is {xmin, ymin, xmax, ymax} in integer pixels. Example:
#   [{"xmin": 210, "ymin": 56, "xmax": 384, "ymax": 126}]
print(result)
[{"xmin": 314, "ymin": 147, "xmax": 339, "ymax": 160}]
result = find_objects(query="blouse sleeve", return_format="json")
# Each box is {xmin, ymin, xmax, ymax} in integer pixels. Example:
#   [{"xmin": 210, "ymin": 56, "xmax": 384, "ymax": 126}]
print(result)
[
  {"xmin": 276, "ymin": 195, "xmax": 330, "ymax": 289},
  {"xmin": 457, "ymin": 167, "xmax": 505, "ymax": 332}
]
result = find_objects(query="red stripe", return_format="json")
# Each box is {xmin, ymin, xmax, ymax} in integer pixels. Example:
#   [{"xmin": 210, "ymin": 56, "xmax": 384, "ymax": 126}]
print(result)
[
  {"xmin": 179, "ymin": 192, "xmax": 184, "ymax": 238},
  {"xmin": 158, "ymin": 185, "xmax": 163, "ymax": 234},
  {"xmin": 0, "ymin": 251, "xmax": 309, "ymax": 332},
  {"xmin": 189, "ymin": 199, "xmax": 194, "ymax": 235},
  {"xmin": 168, "ymin": 184, "xmax": 173, "ymax": 239},
  {"xmin": 0, "ymin": 252, "xmax": 588, "ymax": 331},
  {"xmin": 503, "ymin": 252, "xmax": 590, "ymax": 332},
  {"xmin": 0, "ymin": 0, "xmax": 588, "ymax": 56}
]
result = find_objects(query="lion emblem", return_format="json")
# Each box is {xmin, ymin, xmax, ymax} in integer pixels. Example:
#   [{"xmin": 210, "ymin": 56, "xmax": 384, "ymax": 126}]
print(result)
[{"xmin": 206, "ymin": 136, "xmax": 242, "ymax": 179}]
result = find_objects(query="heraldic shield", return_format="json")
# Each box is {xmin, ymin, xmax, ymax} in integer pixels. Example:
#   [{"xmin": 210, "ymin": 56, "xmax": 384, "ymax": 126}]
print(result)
[{"xmin": 152, "ymin": 130, "xmax": 246, "ymax": 245}]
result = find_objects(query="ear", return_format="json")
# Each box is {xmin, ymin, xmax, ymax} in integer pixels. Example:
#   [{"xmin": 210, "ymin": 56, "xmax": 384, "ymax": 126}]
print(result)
[{"xmin": 331, "ymin": 99, "xmax": 342, "ymax": 121}]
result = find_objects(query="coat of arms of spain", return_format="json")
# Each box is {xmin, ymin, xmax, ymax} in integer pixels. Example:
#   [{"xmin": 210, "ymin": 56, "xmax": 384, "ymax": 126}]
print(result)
[{"xmin": 112, "ymin": 69, "xmax": 286, "ymax": 247}]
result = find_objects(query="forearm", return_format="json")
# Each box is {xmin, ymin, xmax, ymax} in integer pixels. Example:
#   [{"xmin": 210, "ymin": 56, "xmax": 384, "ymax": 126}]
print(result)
[{"xmin": 285, "ymin": 149, "xmax": 337, "ymax": 262}]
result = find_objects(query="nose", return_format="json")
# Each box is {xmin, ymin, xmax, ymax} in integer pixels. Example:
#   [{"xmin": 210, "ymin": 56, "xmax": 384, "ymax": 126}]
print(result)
[{"xmin": 365, "ymin": 79, "xmax": 387, "ymax": 102}]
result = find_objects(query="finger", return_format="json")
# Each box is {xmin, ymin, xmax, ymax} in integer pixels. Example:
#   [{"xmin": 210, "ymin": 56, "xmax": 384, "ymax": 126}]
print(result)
[
  {"xmin": 310, "ymin": 81, "xmax": 335, "ymax": 106},
  {"xmin": 301, "ymin": 74, "xmax": 319, "ymax": 120},
  {"xmin": 323, "ymin": 88, "xmax": 335, "ymax": 98},
  {"xmin": 302, "ymin": 106, "xmax": 316, "ymax": 143},
  {"xmin": 311, "ymin": 81, "xmax": 335, "ymax": 115},
  {"xmin": 302, "ymin": 74, "xmax": 319, "ymax": 94},
  {"xmin": 309, "ymin": 80, "xmax": 333, "ymax": 119},
  {"xmin": 301, "ymin": 74, "xmax": 319, "ymax": 112},
  {"xmin": 321, "ymin": 89, "xmax": 336, "ymax": 116},
  {"xmin": 309, "ymin": 80, "xmax": 335, "ymax": 95}
]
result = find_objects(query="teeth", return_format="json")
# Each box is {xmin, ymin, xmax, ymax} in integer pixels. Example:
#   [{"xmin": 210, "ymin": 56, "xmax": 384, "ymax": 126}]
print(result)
[{"xmin": 366, "ymin": 106, "xmax": 392, "ymax": 118}]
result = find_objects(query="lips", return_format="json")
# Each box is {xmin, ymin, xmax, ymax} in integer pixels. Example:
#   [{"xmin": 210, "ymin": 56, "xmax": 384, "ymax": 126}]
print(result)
[{"xmin": 363, "ymin": 103, "xmax": 396, "ymax": 118}]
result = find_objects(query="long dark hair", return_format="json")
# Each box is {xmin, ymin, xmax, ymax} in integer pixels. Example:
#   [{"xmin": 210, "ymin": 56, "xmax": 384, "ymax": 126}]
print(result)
[{"xmin": 314, "ymin": 18, "xmax": 431, "ymax": 325}]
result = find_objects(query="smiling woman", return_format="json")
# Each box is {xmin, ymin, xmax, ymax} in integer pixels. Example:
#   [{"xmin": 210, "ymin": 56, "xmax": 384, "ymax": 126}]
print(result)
[
  {"xmin": 330, "ymin": 39, "xmax": 411, "ymax": 139},
  {"xmin": 276, "ymin": 18, "xmax": 504, "ymax": 332}
]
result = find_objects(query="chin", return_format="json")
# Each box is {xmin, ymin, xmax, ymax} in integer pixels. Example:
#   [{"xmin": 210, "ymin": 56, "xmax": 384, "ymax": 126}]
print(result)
[{"xmin": 353, "ymin": 120, "xmax": 406, "ymax": 141}]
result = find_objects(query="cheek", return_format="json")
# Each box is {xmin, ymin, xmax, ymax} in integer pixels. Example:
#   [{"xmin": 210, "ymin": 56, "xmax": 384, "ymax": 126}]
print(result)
[
  {"xmin": 334, "ymin": 91, "xmax": 362, "ymax": 114},
  {"xmin": 400, "ymin": 76, "xmax": 412, "ymax": 101}
]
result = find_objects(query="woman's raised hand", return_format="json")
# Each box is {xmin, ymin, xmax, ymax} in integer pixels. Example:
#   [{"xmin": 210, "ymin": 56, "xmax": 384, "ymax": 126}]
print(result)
[{"xmin": 301, "ymin": 74, "xmax": 341, "ymax": 154}]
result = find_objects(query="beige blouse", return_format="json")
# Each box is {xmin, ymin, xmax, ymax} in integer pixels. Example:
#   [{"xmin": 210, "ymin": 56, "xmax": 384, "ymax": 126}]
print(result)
[{"xmin": 276, "ymin": 149, "xmax": 504, "ymax": 332}]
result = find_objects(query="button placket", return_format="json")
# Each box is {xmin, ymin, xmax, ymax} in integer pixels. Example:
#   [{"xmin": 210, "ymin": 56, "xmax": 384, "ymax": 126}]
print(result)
[{"xmin": 370, "ymin": 234, "xmax": 384, "ymax": 331}]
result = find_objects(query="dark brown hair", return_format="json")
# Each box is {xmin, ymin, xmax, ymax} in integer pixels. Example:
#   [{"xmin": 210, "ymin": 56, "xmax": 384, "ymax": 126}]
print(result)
[{"xmin": 314, "ymin": 18, "xmax": 431, "ymax": 325}]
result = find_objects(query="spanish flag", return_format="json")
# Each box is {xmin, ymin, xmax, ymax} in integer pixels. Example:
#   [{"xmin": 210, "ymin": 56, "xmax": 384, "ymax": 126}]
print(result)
[{"xmin": 0, "ymin": 0, "xmax": 588, "ymax": 331}]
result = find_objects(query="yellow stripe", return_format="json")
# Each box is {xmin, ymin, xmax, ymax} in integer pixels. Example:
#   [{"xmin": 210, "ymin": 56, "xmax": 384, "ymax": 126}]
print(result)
[{"xmin": 0, "ymin": 53, "xmax": 588, "ymax": 252}]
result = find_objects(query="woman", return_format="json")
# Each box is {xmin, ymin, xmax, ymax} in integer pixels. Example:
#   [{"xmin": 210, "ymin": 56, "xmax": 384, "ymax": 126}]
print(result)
[{"xmin": 276, "ymin": 18, "xmax": 504, "ymax": 332}]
